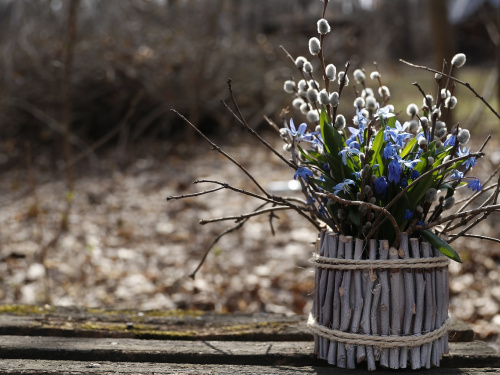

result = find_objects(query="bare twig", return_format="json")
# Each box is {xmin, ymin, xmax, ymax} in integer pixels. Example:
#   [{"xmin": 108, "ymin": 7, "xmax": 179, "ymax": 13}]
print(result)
[
  {"xmin": 199, "ymin": 206, "xmax": 293, "ymax": 225},
  {"xmin": 317, "ymin": 192, "xmax": 401, "ymax": 247},
  {"xmin": 167, "ymin": 186, "xmax": 225, "ymax": 201},
  {"xmin": 400, "ymin": 59, "xmax": 500, "ymax": 120},
  {"xmin": 171, "ymin": 109, "xmax": 269, "ymax": 195}
]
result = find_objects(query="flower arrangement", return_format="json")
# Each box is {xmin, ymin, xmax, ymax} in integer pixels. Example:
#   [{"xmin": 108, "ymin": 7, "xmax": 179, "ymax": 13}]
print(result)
[{"xmin": 170, "ymin": 1, "xmax": 500, "ymax": 273}]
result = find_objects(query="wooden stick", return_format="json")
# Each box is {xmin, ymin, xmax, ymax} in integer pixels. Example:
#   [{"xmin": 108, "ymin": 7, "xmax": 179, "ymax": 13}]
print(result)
[
  {"xmin": 370, "ymin": 281, "xmax": 382, "ymax": 370},
  {"xmin": 338, "ymin": 236, "xmax": 353, "ymax": 368},
  {"xmin": 410, "ymin": 237, "xmax": 424, "ymax": 369},
  {"xmin": 421, "ymin": 242, "xmax": 434, "ymax": 369},
  {"xmin": 318, "ymin": 232, "xmax": 331, "ymax": 360},
  {"xmin": 329, "ymin": 235, "xmax": 346, "ymax": 365},
  {"xmin": 363, "ymin": 239, "xmax": 378, "ymax": 370},
  {"xmin": 389, "ymin": 246, "xmax": 401, "ymax": 369},
  {"xmin": 400, "ymin": 233, "xmax": 414, "ymax": 368},
  {"xmin": 432, "ymin": 247, "xmax": 444, "ymax": 367},
  {"xmin": 322, "ymin": 233, "xmax": 338, "ymax": 360},
  {"xmin": 378, "ymin": 240, "xmax": 390, "ymax": 368},
  {"xmin": 313, "ymin": 231, "xmax": 326, "ymax": 356},
  {"xmin": 350, "ymin": 239, "xmax": 365, "ymax": 365}
]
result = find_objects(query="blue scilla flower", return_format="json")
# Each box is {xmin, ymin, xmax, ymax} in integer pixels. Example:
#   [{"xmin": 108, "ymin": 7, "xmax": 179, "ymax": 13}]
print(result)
[
  {"xmin": 352, "ymin": 170, "xmax": 362, "ymax": 180},
  {"xmin": 286, "ymin": 119, "xmax": 317, "ymax": 143},
  {"xmin": 450, "ymin": 169, "xmax": 464, "ymax": 180},
  {"xmin": 444, "ymin": 134, "xmax": 456, "ymax": 147},
  {"xmin": 374, "ymin": 176, "xmax": 389, "ymax": 196},
  {"xmin": 349, "ymin": 141, "xmax": 360, "ymax": 150},
  {"xmin": 467, "ymin": 178, "xmax": 481, "ymax": 192},
  {"xmin": 388, "ymin": 158, "xmax": 402, "ymax": 184},
  {"xmin": 400, "ymin": 177, "xmax": 408, "ymax": 188},
  {"xmin": 294, "ymin": 166, "xmax": 313, "ymax": 180},
  {"xmin": 401, "ymin": 158, "xmax": 421, "ymax": 170},
  {"xmin": 410, "ymin": 169, "xmax": 420, "ymax": 180},
  {"xmin": 457, "ymin": 146, "xmax": 476, "ymax": 169},
  {"xmin": 339, "ymin": 146, "xmax": 361, "ymax": 165},
  {"xmin": 333, "ymin": 179, "xmax": 355, "ymax": 195},
  {"xmin": 383, "ymin": 142, "xmax": 397, "ymax": 159},
  {"xmin": 404, "ymin": 209, "xmax": 413, "ymax": 220},
  {"xmin": 376, "ymin": 105, "xmax": 396, "ymax": 120}
]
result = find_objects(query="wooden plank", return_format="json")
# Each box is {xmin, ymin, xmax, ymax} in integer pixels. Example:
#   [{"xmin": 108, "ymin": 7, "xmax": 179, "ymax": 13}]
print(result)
[
  {"xmin": 0, "ymin": 305, "xmax": 473, "ymax": 342},
  {"xmin": 1, "ymin": 360, "xmax": 500, "ymax": 375},
  {"xmin": 0, "ymin": 336, "xmax": 498, "ymax": 368}
]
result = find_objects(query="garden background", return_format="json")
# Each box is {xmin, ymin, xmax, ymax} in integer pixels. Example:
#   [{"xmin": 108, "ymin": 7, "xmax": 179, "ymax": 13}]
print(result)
[{"xmin": 1, "ymin": 0, "xmax": 500, "ymax": 349}]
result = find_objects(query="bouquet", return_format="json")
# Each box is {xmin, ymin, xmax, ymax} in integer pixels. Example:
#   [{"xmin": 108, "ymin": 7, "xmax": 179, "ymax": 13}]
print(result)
[{"xmin": 170, "ymin": 0, "xmax": 500, "ymax": 275}]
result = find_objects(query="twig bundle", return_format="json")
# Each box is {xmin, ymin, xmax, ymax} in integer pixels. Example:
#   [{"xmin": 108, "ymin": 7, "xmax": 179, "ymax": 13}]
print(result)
[{"xmin": 310, "ymin": 231, "xmax": 450, "ymax": 371}]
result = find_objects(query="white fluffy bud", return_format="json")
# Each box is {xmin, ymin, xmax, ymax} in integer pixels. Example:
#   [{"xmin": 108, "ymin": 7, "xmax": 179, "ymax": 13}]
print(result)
[
  {"xmin": 307, "ymin": 110, "xmax": 320, "ymax": 122},
  {"xmin": 308, "ymin": 37, "xmax": 321, "ymax": 55},
  {"xmin": 329, "ymin": 92, "xmax": 339, "ymax": 107},
  {"xmin": 451, "ymin": 53, "xmax": 466, "ymax": 68},
  {"xmin": 317, "ymin": 18, "xmax": 331, "ymax": 34},
  {"xmin": 319, "ymin": 89, "xmax": 330, "ymax": 105},
  {"xmin": 334, "ymin": 114, "xmax": 346, "ymax": 130},
  {"xmin": 303, "ymin": 61, "xmax": 313, "ymax": 73},
  {"xmin": 283, "ymin": 80, "xmax": 295, "ymax": 94},
  {"xmin": 406, "ymin": 103, "xmax": 418, "ymax": 116},
  {"xmin": 338, "ymin": 71, "xmax": 349, "ymax": 86},
  {"xmin": 295, "ymin": 56, "xmax": 307, "ymax": 69},
  {"xmin": 353, "ymin": 69, "xmax": 365, "ymax": 84},
  {"xmin": 370, "ymin": 71, "xmax": 380, "ymax": 80},
  {"xmin": 366, "ymin": 96, "xmax": 378, "ymax": 111},
  {"xmin": 326, "ymin": 64, "xmax": 336, "ymax": 81},
  {"xmin": 292, "ymin": 98, "xmax": 304, "ymax": 109},
  {"xmin": 457, "ymin": 129, "xmax": 470, "ymax": 145}
]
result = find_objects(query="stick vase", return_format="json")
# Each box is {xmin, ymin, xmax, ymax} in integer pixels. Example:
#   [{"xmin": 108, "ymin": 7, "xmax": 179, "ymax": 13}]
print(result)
[{"xmin": 309, "ymin": 231, "xmax": 450, "ymax": 371}]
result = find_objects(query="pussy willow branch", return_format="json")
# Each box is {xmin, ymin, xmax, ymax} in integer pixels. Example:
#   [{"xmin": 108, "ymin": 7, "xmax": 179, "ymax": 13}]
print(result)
[
  {"xmin": 317, "ymin": 191, "xmax": 401, "ymax": 248},
  {"xmin": 400, "ymin": 59, "xmax": 500, "ymax": 120},
  {"xmin": 199, "ymin": 206, "xmax": 294, "ymax": 225},
  {"xmin": 171, "ymin": 109, "xmax": 269, "ymax": 196}
]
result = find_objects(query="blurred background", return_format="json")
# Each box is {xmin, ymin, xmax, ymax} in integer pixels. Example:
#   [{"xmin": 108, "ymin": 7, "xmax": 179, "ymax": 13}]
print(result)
[{"xmin": 1, "ymin": 0, "xmax": 500, "ymax": 347}]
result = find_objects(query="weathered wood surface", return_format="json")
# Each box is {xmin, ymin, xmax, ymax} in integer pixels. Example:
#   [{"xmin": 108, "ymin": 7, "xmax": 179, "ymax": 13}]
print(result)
[
  {"xmin": 0, "ymin": 336, "xmax": 498, "ymax": 368},
  {"xmin": 0, "ymin": 305, "xmax": 474, "ymax": 341},
  {"xmin": 0, "ymin": 305, "xmax": 498, "ymax": 374},
  {"xmin": 1, "ymin": 360, "xmax": 500, "ymax": 375}
]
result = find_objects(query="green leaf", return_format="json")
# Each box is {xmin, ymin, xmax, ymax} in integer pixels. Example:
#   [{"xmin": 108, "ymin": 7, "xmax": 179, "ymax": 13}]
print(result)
[
  {"xmin": 369, "ymin": 130, "xmax": 385, "ymax": 177},
  {"xmin": 401, "ymin": 137, "xmax": 417, "ymax": 159},
  {"xmin": 419, "ymin": 229, "xmax": 462, "ymax": 263}
]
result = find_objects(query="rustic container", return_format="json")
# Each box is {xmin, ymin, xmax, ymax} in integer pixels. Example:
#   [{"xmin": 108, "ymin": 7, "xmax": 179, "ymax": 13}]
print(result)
[{"xmin": 309, "ymin": 230, "xmax": 450, "ymax": 370}]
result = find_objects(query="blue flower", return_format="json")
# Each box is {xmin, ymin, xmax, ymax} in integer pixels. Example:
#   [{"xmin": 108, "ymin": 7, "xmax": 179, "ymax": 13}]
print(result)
[
  {"xmin": 338, "ymin": 146, "xmax": 361, "ymax": 165},
  {"xmin": 402, "ymin": 158, "xmax": 421, "ymax": 170},
  {"xmin": 352, "ymin": 170, "xmax": 362, "ymax": 180},
  {"xmin": 467, "ymin": 178, "xmax": 481, "ymax": 192},
  {"xmin": 404, "ymin": 209, "xmax": 413, "ymax": 220},
  {"xmin": 410, "ymin": 169, "xmax": 420, "ymax": 180},
  {"xmin": 444, "ymin": 134, "xmax": 456, "ymax": 147},
  {"xmin": 383, "ymin": 142, "xmax": 397, "ymax": 159},
  {"xmin": 294, "ymin": 166, "xmax": 313, "ymax": 180},
  {"xmin": 464, "ymin": 157, "xmax": 476, "ymax": 169},
  {"xmin": 374, "ymin": 176, "xmax": 389, "ymax": 196},
  {"xmin": 400, "ymin": 177, "xmax": 408, "ymax": 188},
  {"xmin": 388, "ymin": 158, "xmax": 401, "ymax": 184},
  {"xmin": 376, "ymin": 105, "xmax": 396, "ymax": 120},
  {"xmin": 450, "ymin": 169, "xmax": 464, "ymax": 180},
  {"xmin": 333, "ymin": 179, "xmax": 355, "ymax": 195},
  {"xmin": 286, "ymin": 118, "xmax": 317, "ymax": 142}
]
